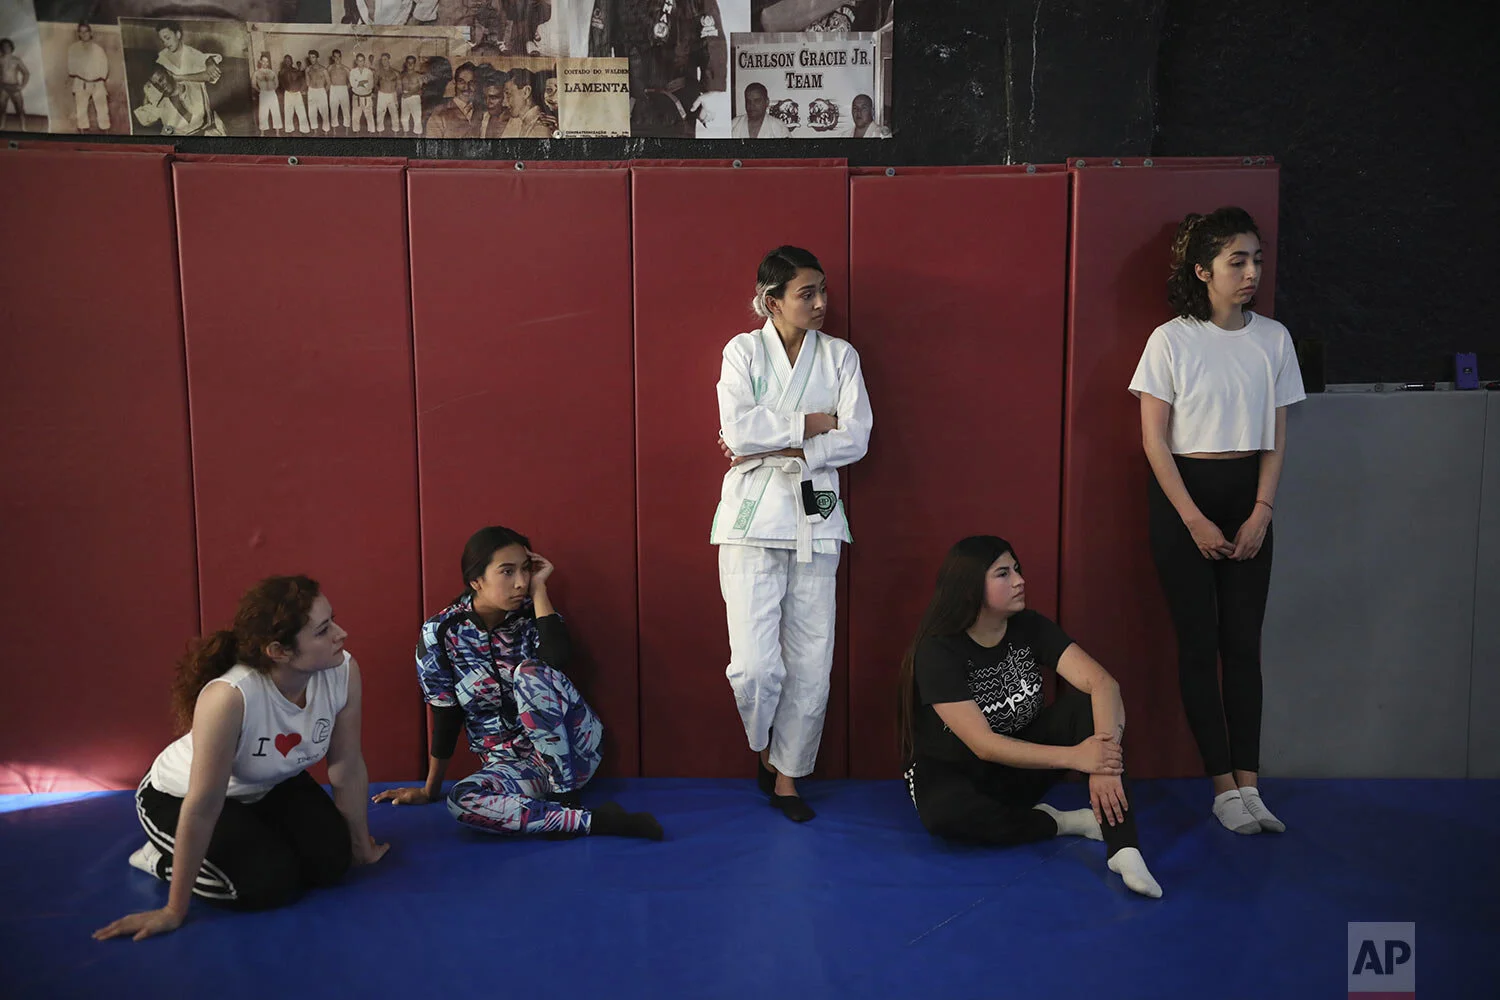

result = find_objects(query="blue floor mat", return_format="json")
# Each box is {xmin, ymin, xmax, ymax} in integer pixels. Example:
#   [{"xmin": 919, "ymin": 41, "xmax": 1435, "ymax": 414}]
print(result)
[{"xmin": 3, "ymin": 778, "xmax": 1493, "ymax": 999}]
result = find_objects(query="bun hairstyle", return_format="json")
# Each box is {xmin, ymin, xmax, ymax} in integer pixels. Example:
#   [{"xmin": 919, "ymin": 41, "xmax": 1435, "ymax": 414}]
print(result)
[
  {"xmin": 750, "ymin": 245, "xmax": 824, "ymax": 319},
  {"xmin": 1166, "ymin": 206, "xmax": 1261, "ymax": 321}
]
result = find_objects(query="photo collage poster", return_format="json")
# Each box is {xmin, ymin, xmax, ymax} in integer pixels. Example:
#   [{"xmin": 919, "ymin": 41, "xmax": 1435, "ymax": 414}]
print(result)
[{"xmin": 6, "ymin": 1, "xmax": 892, "ymax": 139}]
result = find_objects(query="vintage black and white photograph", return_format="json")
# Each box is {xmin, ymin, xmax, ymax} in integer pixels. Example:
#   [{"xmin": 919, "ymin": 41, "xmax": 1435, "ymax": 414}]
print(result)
[
  {"xmin": 250, "ymin": 23, "xmax": 458, "ymax": 136},
  {"xmin": 728, "ymin": 0, "xmax": 890, "ymax": 138},
  {"xmin": 32, "ymin": 0, "xmax": 333, "ymax": 24},
  {"xmin": 584, "ymin": 0, "xmax": 739, "ymax": 138},
  {"xmin": 38, "ymin": 19, "xmax": 130, "ymax": 135},
  {"xmin": 550, "ymin": 0, "xmax": 593, "ymax": 58},
  {"xmin": 9, "ymin": 0, "xmax": 895, "ymax": 140},
  {"xmin": 121, "ymin": 18, "xmax": 252, "ymax": 137},
  {"xmin": 336, "ymin": 0, "xmax": 565, "ymax": 58},
  {"xmin": 0, "ymin": 1, "xmax": 49, "ymax": 134},
  {"xmin": 424, "ymin": 43, "xmax": 555, "ymax": 137},
  {"xmin": 749, "ymin": 0, "xmax": 891, "ymax": 33},
  {"xmin": 730, "ymin": 27, "xmax": 886, "ymax": 138}
]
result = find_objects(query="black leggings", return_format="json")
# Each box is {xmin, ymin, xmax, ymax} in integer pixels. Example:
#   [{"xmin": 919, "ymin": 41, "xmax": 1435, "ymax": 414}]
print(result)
[
  {"xmin": 1148, "ymin": 454, "xmax": 1272, "ymax": 776},
  {"xmin": 908, "ymin": 687, "xmax": 1139, "ymax": 858},
  {"xmin": 136, "ymin": 770, "xmax": 352, "ymax": 911}
]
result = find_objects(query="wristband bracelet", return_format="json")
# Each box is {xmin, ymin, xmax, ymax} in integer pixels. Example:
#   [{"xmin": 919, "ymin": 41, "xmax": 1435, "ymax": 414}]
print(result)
[{"xmin": 1255, "ymin": 499, "xmax": 1273, "ymax": 511}]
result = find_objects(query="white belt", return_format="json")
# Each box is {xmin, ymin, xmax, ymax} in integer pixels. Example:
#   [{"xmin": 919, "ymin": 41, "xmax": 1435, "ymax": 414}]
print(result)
[{"xmin": 733, "ymin": 456, "xmax": 817, "ymax": 563}]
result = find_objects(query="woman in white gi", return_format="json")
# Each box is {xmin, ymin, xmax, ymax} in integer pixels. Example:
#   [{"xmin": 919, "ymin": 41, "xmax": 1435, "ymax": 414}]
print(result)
[{"xmin": 713, "ymin": 246, "xmax": 873, "ymax": 822}]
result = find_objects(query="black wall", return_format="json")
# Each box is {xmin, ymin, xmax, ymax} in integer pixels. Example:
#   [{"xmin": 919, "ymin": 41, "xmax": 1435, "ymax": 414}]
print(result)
[
  {"xmin": 1154, "ymin": 3, "xmax": 1500, "ymax": 382},
  {"xmin": 12, "ymin": 0, "xmax": 1496, "ymax": 382}
]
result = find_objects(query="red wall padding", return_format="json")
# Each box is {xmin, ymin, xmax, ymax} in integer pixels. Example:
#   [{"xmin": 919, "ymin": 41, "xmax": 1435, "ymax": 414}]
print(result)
[
  {"xmin": 0, "ymin": 150, "xmax": 198, "ymax": 794},
  {"xmin": 406, "ymin": 164, "xmax": 639, "ymax": 778},
  {"xmin": 846, "ymin": 168, "xmax": 1071, "ymax": 778},
  {"xmin": 1061, "ymin": 163, "xmax": 1280, "ymax": 778},
  {"xmin": 174, "ymin": 159, "xmax": 424, "ymax": 782},
  {"xmin": 633, "ymin": 164, "xmax": 851, "ymax": 777}
]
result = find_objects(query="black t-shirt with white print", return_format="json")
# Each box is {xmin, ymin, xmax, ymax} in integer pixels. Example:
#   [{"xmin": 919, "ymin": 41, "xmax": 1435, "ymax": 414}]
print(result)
[{"xmin": 911, "ymin": 610, "xmax": 1075, "ymax": 764}]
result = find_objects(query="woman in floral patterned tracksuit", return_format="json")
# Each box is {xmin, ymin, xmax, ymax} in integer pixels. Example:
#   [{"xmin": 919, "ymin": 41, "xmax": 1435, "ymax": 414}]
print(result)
[{"xmin": 373, "ymin": 525, "xmax": 663, "ymax": 841}]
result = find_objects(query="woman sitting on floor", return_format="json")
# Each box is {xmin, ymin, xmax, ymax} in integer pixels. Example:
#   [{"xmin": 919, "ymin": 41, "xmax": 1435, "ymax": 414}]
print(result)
[
  {"xmin": 897, "ymin": 536, "xmax": 1163, "ymax": 899},
  {"xmin": 373, "ymin": 525, "xmax": 662, "ymax": 841},
  {"xmin": 95, "ymin": 576, "xmax": 387, "ymax": 941}
]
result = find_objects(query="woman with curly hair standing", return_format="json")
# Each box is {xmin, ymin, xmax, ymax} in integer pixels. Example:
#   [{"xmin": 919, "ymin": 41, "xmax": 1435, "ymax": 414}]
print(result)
[{"xmin": 1130, "ymin": 207, "xmax": 1306, "ymax": 836}]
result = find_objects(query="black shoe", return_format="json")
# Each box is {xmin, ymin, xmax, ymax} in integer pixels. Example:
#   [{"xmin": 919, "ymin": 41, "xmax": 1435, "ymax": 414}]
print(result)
[
  {"xmin": 756, "ymin": 755, "xmax": 776, "ymax": 796},
  {"xmin": 769, "ymin": 794, "xmax": 815, "ymax": 823},
  {"xmin": 547, "ymin": 789, "xmax": 584, "ymax": 809}
]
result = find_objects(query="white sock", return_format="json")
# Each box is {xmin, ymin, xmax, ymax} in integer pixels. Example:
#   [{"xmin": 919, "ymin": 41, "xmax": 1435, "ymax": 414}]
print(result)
[
  {"xmin": 1107, "ymin": 847, "xmax": 1163, "ymax": 898},
  {"xmin": 1034, "ymin": 802, "xmax": 1103, "ymax": 841},
  {"xmin": 1213, "ymin": 788, "xmax": 1262, "ymax": 834},
  {"xmin": 128, "ymin": 841, "xmax": 164, "ymax": 879},
  {"xmin": 1238, "ymin": 787, "xmax": 1285, "ymax": 833}
]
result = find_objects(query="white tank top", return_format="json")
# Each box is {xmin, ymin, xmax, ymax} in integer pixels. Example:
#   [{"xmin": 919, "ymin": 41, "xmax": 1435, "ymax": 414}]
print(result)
[{"xmin": 148, "ymin": 652, "xmax": 351, "ymax": 802}]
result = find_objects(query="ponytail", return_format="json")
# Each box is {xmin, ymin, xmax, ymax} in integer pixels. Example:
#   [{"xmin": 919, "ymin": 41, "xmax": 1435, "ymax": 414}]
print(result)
[
  {"xmin": 169, "ymin": 575, "xmax": 321, "ymax": 733},
  {"xmin": 170, "ymin": 630, "xmax": 240, "ymax": 732}
]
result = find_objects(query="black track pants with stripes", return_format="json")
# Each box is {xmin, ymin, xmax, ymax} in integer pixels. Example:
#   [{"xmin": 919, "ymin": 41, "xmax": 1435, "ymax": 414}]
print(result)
[{"xmin": 135, "ymin": 770, "xmax": 352, "ymax": 910}]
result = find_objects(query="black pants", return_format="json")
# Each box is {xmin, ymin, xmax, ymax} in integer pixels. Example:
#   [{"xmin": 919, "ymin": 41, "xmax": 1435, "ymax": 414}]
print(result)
[
  {"xmin": 1148, "ymin": 454, "xmax": 1273, "ymax": 776},
  {"xmin": 136, "ymin": 770, "xmax": 351, "ymax": 911},
  {"xmin": 908, "ymin": 688, "xmax": 1139, "ymax": 858}
]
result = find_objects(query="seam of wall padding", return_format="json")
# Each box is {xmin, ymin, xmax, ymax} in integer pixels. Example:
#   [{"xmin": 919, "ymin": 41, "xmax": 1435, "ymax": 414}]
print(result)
[
  {"xmin": 1466, "ymin": 396, "xmax": 1491, "ymax": 778},
  {"xmin": 1056, "ymin": 168, "xmax": 1075, "ymax": 629},
  {"xmin": 402, "ymin": 164, "xmax": 429, "ymax": 777},
  {"xmin": 628, "ymin": 166, "xmax": 644, "ymax": 778},
  {"xmin": 171, "ymin": 159, "xmax": 213, "ymax": 640},
  {"xmin": 166, "ymin": 156, "xmax": 206, "ymax": 656}
]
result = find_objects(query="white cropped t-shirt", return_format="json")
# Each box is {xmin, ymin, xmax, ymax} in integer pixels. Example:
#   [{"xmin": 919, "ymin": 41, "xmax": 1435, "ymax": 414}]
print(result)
[{"xmin": 1128, "ymin": 312, "xmax": 1306, "ymax": 454}]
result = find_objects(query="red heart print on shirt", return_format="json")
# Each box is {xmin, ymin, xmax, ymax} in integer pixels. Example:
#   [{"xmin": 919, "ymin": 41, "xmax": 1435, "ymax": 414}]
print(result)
[{"xmin": 275, "ymin": 732, "xmax": 303, "ymax": 757}]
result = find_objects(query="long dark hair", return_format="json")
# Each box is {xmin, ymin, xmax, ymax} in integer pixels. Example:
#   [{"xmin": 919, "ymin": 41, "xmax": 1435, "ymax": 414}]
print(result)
[
  {"xmin": 170, "ymin": 576, "xmax": 321, "ymax": 733},
  {"xmin": 896, "ymin": 535, "xmax": 1017, "ymax": 763},
  {"xmin": 457, "ymin": 525, "xmax": 532, "ymax": 603},
  {"xmin": 1166, "ymin": 206, "xmax": 1261, "ymax": 321}
]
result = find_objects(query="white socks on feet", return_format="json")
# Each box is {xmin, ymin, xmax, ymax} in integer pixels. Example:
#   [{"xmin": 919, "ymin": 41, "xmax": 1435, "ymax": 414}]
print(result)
[
  {"xmin": 1034, "ymin": 802, "xmax": 1103, "ymax": 841},
  {"xmin": 128, "ymin": 841, "xmax": 163, "ymax": 879},
  {"xmin": 1213, "ymin": 789, "xmax": 1262, "ymax": 834},
  {"xmin": 1035, "ymin": 803, "xmax": 1160, "ymax": 898},
  {"xmin": 1107, "ymin": 847, "xmax": 1163, "ymax": 898},
  {"xmin": 1238, "ymin": 787, "xmax": 1285, "ymax": 833}
]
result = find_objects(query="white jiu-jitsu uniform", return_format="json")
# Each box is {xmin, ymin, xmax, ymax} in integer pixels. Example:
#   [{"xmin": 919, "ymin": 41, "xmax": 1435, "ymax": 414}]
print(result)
[{"xmin": 712, "ymin": 320, "xmax": 873, "ymax": 777}]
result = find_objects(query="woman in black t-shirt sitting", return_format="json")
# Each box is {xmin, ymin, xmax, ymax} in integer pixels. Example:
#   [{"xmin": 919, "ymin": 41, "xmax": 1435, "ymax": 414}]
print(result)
[{"xmin": 897, "ymin": 535, "xmax": 1163, "ymax": 898}]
